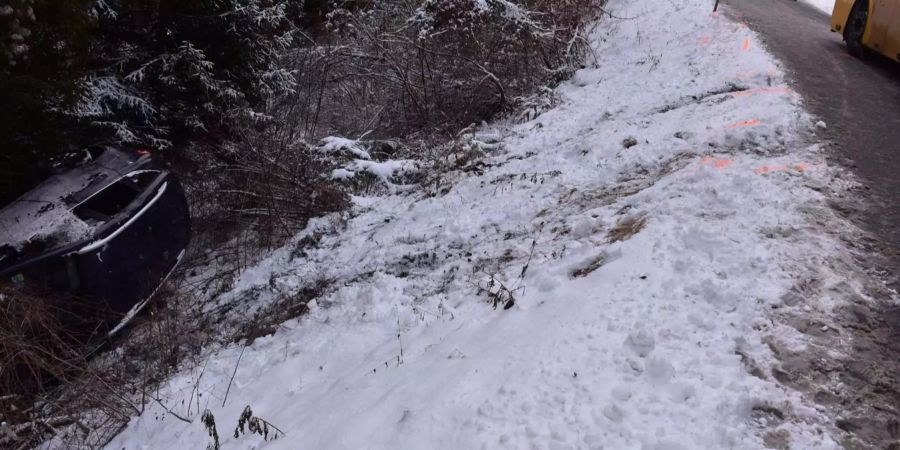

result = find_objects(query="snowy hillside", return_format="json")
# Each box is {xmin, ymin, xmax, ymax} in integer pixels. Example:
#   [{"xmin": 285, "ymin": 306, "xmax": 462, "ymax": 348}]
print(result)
[{"xmin": 101, "ymin": 0, "xmax": 864, "ymax": 448}]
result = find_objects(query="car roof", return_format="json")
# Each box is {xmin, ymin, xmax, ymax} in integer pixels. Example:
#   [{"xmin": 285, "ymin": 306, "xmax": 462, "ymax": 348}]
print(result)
[{"xmin": 0, "ymin": 148, "xmax": 151, "ymax": 255}]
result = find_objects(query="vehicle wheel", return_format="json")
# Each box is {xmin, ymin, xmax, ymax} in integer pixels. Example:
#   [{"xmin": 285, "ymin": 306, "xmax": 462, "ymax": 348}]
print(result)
[{"xmin": 844, "ymin": 0, "xmax": 868, "ymax": 58}]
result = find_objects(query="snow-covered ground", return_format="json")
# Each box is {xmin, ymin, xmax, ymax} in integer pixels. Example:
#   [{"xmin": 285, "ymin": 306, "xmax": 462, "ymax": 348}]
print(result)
[
  {"xmin": 103, "ymin": 0, "xmax": 866, "ymax": 448},
  {"xmin": 802, "ymin": 0, "xmax": 835, "ymax": 15}
]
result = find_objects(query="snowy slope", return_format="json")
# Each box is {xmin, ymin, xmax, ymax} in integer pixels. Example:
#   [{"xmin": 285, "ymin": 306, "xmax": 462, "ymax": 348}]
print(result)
[{"xmin": 102, "ymin": 0, "xmax": 854, "ymax": 448}]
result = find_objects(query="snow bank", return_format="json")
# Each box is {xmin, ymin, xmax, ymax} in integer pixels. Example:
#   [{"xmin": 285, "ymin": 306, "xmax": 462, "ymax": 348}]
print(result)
[
  {"xmin": 104, "ymin": 0, "xmax": 851, "ymax": 448},
  {"xmin": 802, "ymin": 0, "xmax": 834, "ymax": 15},
  {"xmin": 343, "ymin": 159, "xmax": 418, "ymax": 181},
  {"xmin": 319, "ymin": 136, "xmax": 372, "ymax": 160}
]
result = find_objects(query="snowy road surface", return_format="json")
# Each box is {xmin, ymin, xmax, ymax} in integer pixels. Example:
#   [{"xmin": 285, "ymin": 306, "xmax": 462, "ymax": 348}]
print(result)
[
  {"xmin": 102, "ymin": 0, "xmax": 892, "ymax": 448},
  {"xmin": 725, "ymin": 0, "xmax": 900, "ymax": 290},
  {"xmin": 725, "ymin": 0, "xmax": 900, "ymax": 445}
]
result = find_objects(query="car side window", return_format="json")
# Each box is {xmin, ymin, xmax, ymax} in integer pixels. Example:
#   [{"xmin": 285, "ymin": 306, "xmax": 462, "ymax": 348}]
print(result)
[{"xmin": 73, "ymin": 171, "xmax": 160, "ymax": 223}]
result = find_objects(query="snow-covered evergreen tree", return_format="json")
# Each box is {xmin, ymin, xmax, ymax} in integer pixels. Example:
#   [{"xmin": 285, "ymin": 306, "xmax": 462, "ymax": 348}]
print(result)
[
  {"xmin": 76, "ymin": 0, "xmax": 297, "ymax": 151},
  {"xmin": 0, "ymin": 0, "xmax": 94, "ymax": 204}
]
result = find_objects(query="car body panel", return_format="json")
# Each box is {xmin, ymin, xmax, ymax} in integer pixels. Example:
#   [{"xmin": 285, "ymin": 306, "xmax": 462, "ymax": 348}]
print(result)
[
  {"xmin": 74, "ymin": 175, "xmax": 190, "ymax": 314},
  {"xmin": 832, "ymin": 0, "xmax": 900, "ymax": 62},
  {"xmin": 882, "ymin": 3, "xmax": 900, "ymax": 59},
  {"xmin": 869, "ymin": 0, "xmax": 899, "ymax": 52},
  {"xmin": 832, "ymin": 0, "xmax": 856, "ymax": 33}
]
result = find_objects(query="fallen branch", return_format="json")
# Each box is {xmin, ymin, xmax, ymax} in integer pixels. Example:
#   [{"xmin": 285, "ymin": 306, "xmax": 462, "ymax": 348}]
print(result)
[{"xmin": 221, "ymin": 345, "xmax": 246, "ymax": 407}]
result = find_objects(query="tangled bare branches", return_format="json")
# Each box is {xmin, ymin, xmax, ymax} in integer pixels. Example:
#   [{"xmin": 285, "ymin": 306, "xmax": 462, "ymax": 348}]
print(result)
[
  {"xmin": 0, "ymin": 283, "xmax": 205, "ymax": 449},
  {"xmin": 184, "ymin": 0, "xmax": 602, "ymax": 262},
  {"xmin": 300, "ymin": 0, "xmax": 602, "ymax": 139}
]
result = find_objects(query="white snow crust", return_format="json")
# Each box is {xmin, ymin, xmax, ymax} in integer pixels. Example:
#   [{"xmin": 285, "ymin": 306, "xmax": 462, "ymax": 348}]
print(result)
[{"xmin": 101, "ymin": 0, "xmax": 859, "ymax": 448}]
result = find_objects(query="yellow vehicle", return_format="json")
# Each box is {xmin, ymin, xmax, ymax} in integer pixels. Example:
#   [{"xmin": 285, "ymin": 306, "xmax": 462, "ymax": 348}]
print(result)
[{"xmin": 832, "ymin": 0, "xmax": 900, "ymax": 61}]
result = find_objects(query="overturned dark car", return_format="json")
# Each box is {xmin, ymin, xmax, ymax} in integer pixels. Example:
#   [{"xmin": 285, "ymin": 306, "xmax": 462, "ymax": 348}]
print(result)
[{"xmin": 0, "ymin": 148, "xmax": 190, "ymax": 334}]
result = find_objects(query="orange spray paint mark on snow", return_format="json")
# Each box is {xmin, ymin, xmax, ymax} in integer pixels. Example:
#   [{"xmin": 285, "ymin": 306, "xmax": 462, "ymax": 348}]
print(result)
[
  {"xmin": 700, "ymin": 156, "xmax": 734, "ymax": 170},
  {"xmin": 753, "ymin": 162, "xmax": 817, "ymax": 175},
  {"xmin": 731, "ymin": 87, "xmax": 793, "ymax": 97},
  {"xmin": 753, "ymin": 165, "xmax": 782, "ymax": 175},
  {"xmin": 725, "ymin": 119, "xmax": 761, "ymax": 129},
  {"xmin": 695, "ymin": 158, "xmax": 821, "ymax": 175}
]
